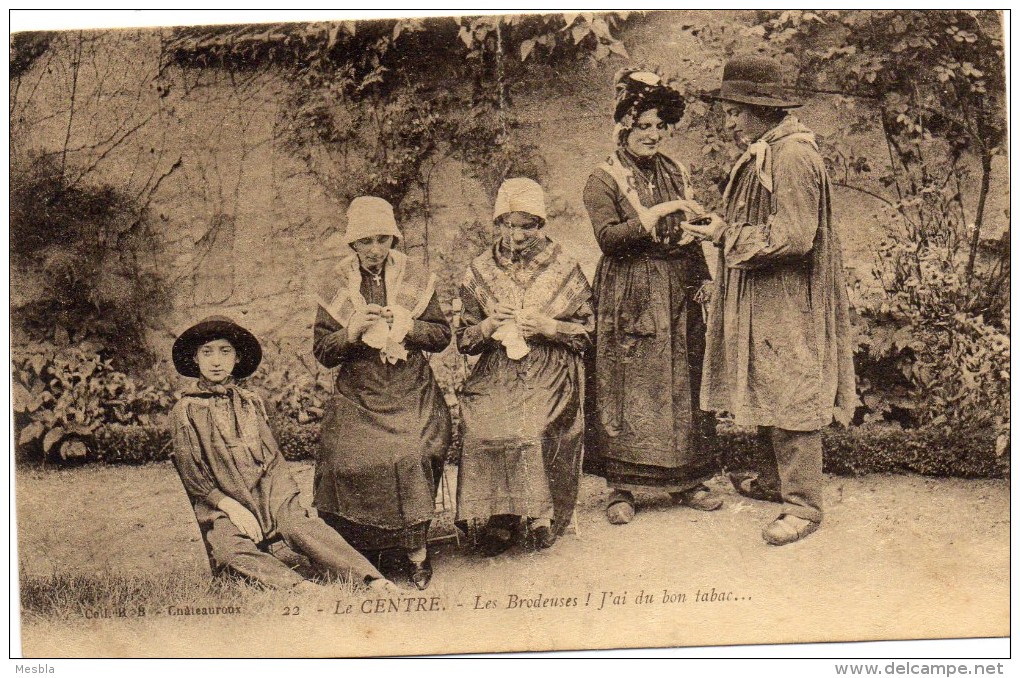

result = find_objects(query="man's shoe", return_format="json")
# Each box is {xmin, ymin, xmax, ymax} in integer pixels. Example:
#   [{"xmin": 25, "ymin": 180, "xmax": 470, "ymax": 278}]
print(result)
[{"xmin": 762, "ymin": 514, "xmax": 819, "ymax": 546}]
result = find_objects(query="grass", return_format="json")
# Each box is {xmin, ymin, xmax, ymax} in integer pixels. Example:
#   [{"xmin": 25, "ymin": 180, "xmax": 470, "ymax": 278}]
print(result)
[{"xmin": 18, "ymin": 567, "xmax": 365, "ymax": 625}]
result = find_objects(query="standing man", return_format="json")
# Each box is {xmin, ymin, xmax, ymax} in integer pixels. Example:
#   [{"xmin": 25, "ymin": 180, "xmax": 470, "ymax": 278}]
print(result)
[{"xmin": 682, "ymin": 55, "xmax": 858, "ymax": 545}]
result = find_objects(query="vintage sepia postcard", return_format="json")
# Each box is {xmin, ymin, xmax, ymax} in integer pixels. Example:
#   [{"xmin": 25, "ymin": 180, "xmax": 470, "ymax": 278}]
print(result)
[{"xmin": 10, "ymin": 10, "xmax": 1009, "ymax": 659}]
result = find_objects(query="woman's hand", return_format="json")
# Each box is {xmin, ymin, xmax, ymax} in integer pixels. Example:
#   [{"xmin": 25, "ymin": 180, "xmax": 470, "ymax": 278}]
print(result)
[
  {"xmin": 217, "ymin": 496, "xmax": 263, "ymax": 544},
  {"xmin": 348, "ymin": 304, "xmax": 384, "ymax": 338},
  {"xmin": 681, "ymin": 213, "xmax": 725, "ymax": 241},
  {"xmin": 517, "ymin": 311, "xmax": 558, "ymax": 340},
  {"xmin": 491, "ymin": 303, "xmax": 518, "ymax": 322},
  {"xmin": 657, "ymin": 198, "xmax": 705, "ymax": 217},
  {"xmin": 480, "ymin": 303, "xmax": 517, "ymax": 338},
  {"xmin": 638, "ymin": 198, "xmax": 706, "ymax": 235},
  {"xmin": 380, "ymin": 307, "xmax": 394, "ymax": 327}
]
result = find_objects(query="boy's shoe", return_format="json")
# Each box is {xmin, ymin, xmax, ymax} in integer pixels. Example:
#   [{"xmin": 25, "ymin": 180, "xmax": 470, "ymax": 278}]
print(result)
[{"xmin": 409, "ymin": 556, "xmax": 433, "ymax": 590}]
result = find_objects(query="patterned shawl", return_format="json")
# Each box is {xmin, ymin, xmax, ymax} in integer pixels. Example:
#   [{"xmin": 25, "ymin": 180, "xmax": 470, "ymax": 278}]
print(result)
[
  {"xmin": 315, "ymin": 249, "xmax": 435, "ymax": 362},
  {"xmin": 463, "ymin": 236, "xmax": 590, "ymax": 323},
  {"xmin": 317, "ymin": 249, "xmax": 433, "ymax": 324}
]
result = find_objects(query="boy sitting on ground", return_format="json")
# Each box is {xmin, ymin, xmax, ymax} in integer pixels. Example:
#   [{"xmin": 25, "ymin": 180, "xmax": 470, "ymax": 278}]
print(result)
[{"xmin": 170, "ymin": 315, "xmax": 396, "ymax": 592}]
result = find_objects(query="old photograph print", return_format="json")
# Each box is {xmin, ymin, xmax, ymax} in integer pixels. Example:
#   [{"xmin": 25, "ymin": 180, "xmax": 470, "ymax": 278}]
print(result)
[{"xmin": 10, "ymin": 10, "xmax": 1009, "ymax": 658}]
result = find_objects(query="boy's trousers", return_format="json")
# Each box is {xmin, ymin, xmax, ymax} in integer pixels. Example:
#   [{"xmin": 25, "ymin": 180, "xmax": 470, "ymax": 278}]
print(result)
[{"xmin": 194, "ymin": 464, "xmax": 384, "ymax": 589}]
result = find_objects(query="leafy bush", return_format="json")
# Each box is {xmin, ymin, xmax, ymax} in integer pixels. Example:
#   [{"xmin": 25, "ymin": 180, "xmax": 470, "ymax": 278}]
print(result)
[
  {"xmin": 87, "ymin": 404, "xmax": 321, "ymax": 466},
  {"xmin": 12, "ymin": 342, "xmax": 177, "ymax": 462},
  {"xmin": 94, "ymin": 424, "xmax": 173, "ymax": 465},
  {"xmin": 717, "ymin": 423, "xmax": 1003, "ymax": 479},
  {"xmin": 10, "ymin": 153, "xmax": 173, "ymax": 372},
  {"xmin": 247, "ymin": 352, "xmax": 331, "ymax": 425},
  {"xmin": 12, "ymin": 343, "xmax": 104, "ymax": 459},
  {"xmin": 852, "ymin": 237, "xmax": 1010, "ymax": 459},
  {"xmin": 268, "ymin": 416, "xmax": 322, "ymax": 461},
  {"xmin": 64, "ymin": 419, "xmax": 1006, "ymax": 480}
]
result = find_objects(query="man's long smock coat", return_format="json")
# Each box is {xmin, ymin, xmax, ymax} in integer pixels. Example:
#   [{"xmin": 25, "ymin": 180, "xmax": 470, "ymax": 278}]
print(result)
[{"xmin": 701, "ymin": 117, "xmax": 858, "ymax": 431}]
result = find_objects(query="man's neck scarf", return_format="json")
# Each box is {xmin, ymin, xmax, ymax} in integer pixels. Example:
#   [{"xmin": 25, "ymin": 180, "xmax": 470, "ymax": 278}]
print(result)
[{"xmin": 722, "ymin": 115, "xmax": 818, "ymax": 204}]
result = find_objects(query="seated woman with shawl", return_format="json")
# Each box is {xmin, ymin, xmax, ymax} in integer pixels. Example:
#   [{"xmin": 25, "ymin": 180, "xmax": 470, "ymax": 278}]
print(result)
[
  {"xmin": 455, "ymin": 178, "xmax": 594, "ymax": 556},
  {"xmin": 312, "ymin": 196, "xmax": 452, "ymax": 590}
]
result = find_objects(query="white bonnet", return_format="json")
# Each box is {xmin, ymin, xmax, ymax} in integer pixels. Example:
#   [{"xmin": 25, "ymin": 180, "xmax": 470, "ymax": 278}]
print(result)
[
  {"xmin": 344, "ymin": 196, "xmax": 402, "ymax": 245},
  {"xmin": 493, "ymin": 178, "xmax": 547, "ymax": 222}
]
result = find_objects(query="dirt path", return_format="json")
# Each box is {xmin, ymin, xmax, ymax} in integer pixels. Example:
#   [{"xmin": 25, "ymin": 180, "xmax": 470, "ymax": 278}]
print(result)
[{"xmin": 15, "ymin": 462, "xmax": 1009, "ymax": 656}]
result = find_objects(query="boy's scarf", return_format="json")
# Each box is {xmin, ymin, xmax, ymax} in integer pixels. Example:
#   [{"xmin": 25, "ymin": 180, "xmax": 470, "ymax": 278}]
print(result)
[{"xmin": 189, "ymin": 378, "xmax": 269, "ymax": 464}]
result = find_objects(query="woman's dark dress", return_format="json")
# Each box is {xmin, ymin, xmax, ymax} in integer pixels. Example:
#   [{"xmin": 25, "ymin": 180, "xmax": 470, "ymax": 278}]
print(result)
[
  {"xmin": 583, "ymin": 148, "xmax": 717, "ymax": 491},
  {"xmin": 455, "ymin": 237, "xmax": 594, "ymax": 535},
  {"xmin": 313, "ymin": 269, "xmax": 452, "ymax": 553}
]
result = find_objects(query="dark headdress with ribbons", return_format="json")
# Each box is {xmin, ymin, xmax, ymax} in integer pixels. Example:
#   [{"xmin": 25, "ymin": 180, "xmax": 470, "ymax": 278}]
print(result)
[{"xmin": 613, "ymin": 67, "xmax": 686, "ymax": 125}]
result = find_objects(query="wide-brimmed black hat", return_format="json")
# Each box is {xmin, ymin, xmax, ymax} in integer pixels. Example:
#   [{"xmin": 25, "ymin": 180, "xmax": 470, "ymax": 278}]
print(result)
[
  {"xmin": 172, "ymin": 315, "xmax": 263, "ymax": 379},
  {"xmin": 613, "ymin": 68, "xmax": 686, "ymax": 125},
  {"xmin": 708, "ymin": 55, "xmax": 802, "ymax": 109}
]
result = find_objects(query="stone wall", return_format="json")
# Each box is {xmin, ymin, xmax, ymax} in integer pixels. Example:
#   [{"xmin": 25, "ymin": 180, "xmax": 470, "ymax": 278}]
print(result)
[{"xmin": 11, "ymin": 16, "xmax": 1007, "ymax": 366}]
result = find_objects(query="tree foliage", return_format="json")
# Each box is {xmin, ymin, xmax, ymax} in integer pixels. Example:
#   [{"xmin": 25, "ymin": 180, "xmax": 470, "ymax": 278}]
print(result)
[
  {"xmin": 10, "ymin": 152, "xmax": 173, "ymax": 370},
  {"xmin": 9, "ymin": 31, "xmax": 53, "ymax": 79},
  {"xmin": 11, "ymin": 30, "xmax": 179, "ymax": 371},
  {"xmin": 764, "ymin": 10, "xmax": 1006, "ymax": 293},
  {"xmin": 166, "ymin": 12, "xmax": 639, "ymax": 240}
]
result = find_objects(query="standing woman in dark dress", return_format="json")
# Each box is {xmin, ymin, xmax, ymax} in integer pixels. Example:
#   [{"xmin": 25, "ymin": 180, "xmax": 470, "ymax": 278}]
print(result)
[
  {"xmin": 583, "ymin": 69, "xmax": 722, "ymax": 524},
  {"xmin": 312, "ymin": 196, "xmax": 452, "ymax": 589}
]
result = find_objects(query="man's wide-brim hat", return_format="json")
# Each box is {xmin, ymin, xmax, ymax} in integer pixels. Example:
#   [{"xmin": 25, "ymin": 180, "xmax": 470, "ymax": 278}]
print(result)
[
  {"xmin": 343, "ymin": 196, "xmax": 402, "ymax": 246},
  {"xmin": 172, "ymin": 315, "xmax": 263, "ymax": 379},
  {"xmin": 708, "ymin": 55, "xmax": 802, "ymax": 109}
]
